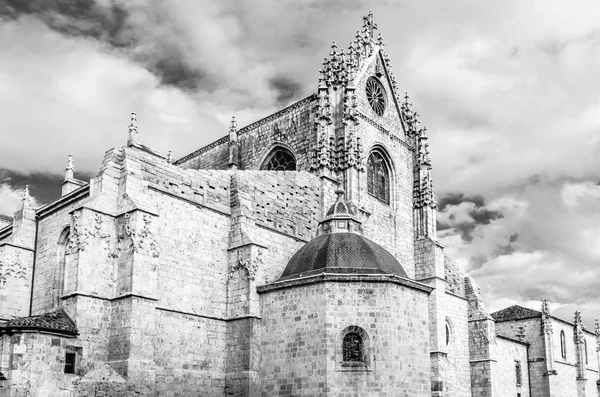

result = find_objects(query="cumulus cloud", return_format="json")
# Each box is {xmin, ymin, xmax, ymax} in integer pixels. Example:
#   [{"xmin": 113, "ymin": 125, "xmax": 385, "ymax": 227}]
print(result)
[{"xmin": 1, "ymin": 0, "xmax": 599, "ymax": 313}]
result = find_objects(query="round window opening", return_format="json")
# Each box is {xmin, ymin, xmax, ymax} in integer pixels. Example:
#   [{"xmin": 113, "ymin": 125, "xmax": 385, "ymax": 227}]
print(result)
[{"xmin": 366, "ymin": 76, "xmax": 386, "ymax": 116}]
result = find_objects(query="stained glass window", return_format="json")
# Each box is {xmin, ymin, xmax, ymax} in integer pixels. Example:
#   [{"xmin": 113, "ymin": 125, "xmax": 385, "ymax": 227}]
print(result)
[
  {"xmin": 515, "ymin": 361, "xmax": 522, "ymax": 386},
  {"xmin": 367, "ymin": 151, "xmax": 389, "ymax": 203},
  {"xmin": 343, "ymin": 332, "xmax": 363, "ymax": 362},
  {"xmin": 261, "ymin": 148, "xmax": 296, "ymax": 171},
  {"xmin": 560, "ymin": 330, "xmax": 566, "ymax": 359}
]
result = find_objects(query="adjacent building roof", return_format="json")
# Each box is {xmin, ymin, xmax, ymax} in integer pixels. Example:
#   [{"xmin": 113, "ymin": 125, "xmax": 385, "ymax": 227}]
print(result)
[
  {"xmin": 490, "ymin": 305, "xmax": 542, "ymax": 322},
  {"xmin": 1, "ymin": 308, "xmax": 78, "ymax": 336},
  {"xmin": 279, "ymin": 233, "xmax": 408, "ymax": 280},
  {"xmin": 0, "ymin": 213, "xmax": 13, "ymax": 225}
]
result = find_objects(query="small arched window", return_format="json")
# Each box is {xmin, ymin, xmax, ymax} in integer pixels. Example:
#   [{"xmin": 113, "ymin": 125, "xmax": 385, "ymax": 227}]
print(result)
[
  {"xmin": 584, "ymin": 339, "xmax": 588, "ymax": 364},
  {"xmin": 343, "ymin": 333, "xmax": 364, "ymax": 362},
  {"xmin": 260, "ymin": 147, "xmax": 296, "ymax": 171},
  {"xmin": 445, "ymin": 318, "xmax": 453, "ymax": 348},
  {"xmin": 55, "ymin": 227, "xmax": 70, "ymax": 307},
  {"xmin": 367, "ymin": 151, "xmax": 390, "ymax": 203},
  {"xmin": 560, "ymin": 330, "xmax": 567, "ymax": 359}
]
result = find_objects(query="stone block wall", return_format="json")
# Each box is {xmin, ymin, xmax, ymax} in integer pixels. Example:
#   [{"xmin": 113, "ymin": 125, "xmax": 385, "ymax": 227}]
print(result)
[
  {"xmin": 494, "ymin": 336, "xmax": 530, "ymax": 397},
  {"xmin": 3, "ymin": 333, "xmax": 81, "ymax": 397},
  {"xmin": 443, "ymin": 293, "xmax": 471, "ymax": 396},
  {"xmin": 176, "ymin": 95, "xmax": 317, "ymax": 172},
  {"xmin": 258, "ymin": 278, "xmax": 431, "ymax": 396}
]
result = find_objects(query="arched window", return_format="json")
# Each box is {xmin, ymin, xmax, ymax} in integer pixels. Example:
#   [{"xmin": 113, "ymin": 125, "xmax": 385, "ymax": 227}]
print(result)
[
  {"xmin": 55, "ymin": 227, "xmax": 70, "ymax": 307},
  {"xmin": 367, "ymin": 151, "xmax": 390, "ymax": 203},
  {"xmin": 343, "ymin": 333, "xmax": 363, "ymax": 362},
  {"xmin": 560, "ymin": 330, "xmax": 567, "ymax": 359},
  {"xmin": 584, "ymin": 339, "xmax": 588, "ymax": 364},
  {"xmin": 260, "ymin": 147, "xmax": 296, "ymax": 171}
]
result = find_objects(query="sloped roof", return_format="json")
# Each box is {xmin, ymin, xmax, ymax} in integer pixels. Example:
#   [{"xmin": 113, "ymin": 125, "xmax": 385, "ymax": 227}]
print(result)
[
  {"xmin": 2, "ymin": 309, "xmax": 78, "ymax": 336},
  {"xmin": 491, "ymin": 305, "xmax": 541, "ymax": 322}
]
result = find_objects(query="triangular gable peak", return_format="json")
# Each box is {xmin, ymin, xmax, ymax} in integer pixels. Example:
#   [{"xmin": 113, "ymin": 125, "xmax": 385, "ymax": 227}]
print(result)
[{"xmin": 317, "ymin": 12, "xmax": 407, "ymax": 135}]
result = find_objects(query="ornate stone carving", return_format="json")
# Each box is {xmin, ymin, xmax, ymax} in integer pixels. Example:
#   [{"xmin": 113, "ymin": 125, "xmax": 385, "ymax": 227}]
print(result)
[
  {"xmin": 138, "ymin": 214, "xmax": 160, "ymax": 258},
  {"xmin": 0, "ymin": 252, "xmax": 27, "ymax": 286},
  {"xmin": 229, "ymin": 249, "xmax": 263, "ymax": 281},
  {"xmin": 470, "ymin": 321, "xmax": 496, "ymax": 346},
  {"xmin": 67, "ymin": 212, "xmax": 89, "ymax": 254},
  {"xmin": 67, "ymin": 212, "xmax": 111, "ymax": 255}
]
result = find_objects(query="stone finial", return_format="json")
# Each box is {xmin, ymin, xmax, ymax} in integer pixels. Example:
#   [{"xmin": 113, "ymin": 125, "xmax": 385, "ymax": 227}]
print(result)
[
  {"xmin": 335, "ymin": 188, "xmax": 345, "ymax": 202},
  {"xmin": 363, "ymin": 11, "xmax": 377, "ymax": 38},
  {"xmin": 377, "ymin": 32, "xmax": 384, "ymax": 47},
  {"xmin": 167, "ymin": 150, "xmax": 173, "ymax": 164},
  {"xmin": 330, "ymin": 40, "xmax": 338, "ymax": 56},
  {"xmin": 65, "ymin": 154, "xmax": 74, "ymax": 180},
  {"xmin": 22, "ymin": 185, "xmax": 31, "ymax": 208},
  {"xmin": 229, "ymin": 116, "xmax": 238, "ymax": 143},
  {"xmin": 127, "ymin": 112, "xmax": 138, "ymax": 145}
]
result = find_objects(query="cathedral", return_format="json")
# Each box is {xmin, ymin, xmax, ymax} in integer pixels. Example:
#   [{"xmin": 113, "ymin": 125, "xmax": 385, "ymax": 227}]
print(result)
[{"xmin": 0, "ymin": 12, "xmax": 599, "ymax": 397}]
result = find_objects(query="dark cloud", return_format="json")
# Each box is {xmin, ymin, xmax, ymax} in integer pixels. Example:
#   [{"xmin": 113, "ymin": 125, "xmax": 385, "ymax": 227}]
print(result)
[
  {"xmin": 437, "ymin": 193, "xmax": 503, "ymax": 242},
  {"xmin": 438, "ymin": 193, "xmax": 485, "ymax": 211},
  {"xmin": 0, "ymin": 0, "xmax": 128, "ymax": 45},
  {"xmin": 0, "ymin": 0, "xmax": 205, "ymax": 90},
  {"xmin": 0, "ymin": 168, "xmax": 92, "ymax": 207},
  {"xmin": 269, "ymin": 75, "xmax": 303, "ymax": 106}
]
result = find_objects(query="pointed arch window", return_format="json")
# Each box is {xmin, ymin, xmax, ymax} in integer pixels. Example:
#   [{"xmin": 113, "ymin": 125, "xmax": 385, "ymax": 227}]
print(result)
[
  {"xmin": 260, "ymin": 147, "xmax": 296, "ymax": 171},
  {"xmin": 55, "ymin": 227, "xmax": 70, "ymax": 307},
  {"xmin": 584, "ymin": 339, "xmax": 588, "ymax": 364},
  {"xmin": 367, "ymin": 151, "xmax": 390, "ymax": 203},
  {"xmin": 560, "ymin": 330, "xmax": 567, "ymax": 359}
]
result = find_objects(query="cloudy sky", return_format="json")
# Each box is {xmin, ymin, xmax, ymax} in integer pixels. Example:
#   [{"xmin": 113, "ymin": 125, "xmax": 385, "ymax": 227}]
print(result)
[{"xmin": 1, "ymin": 0, "xmax": 599, "ymax": 327}]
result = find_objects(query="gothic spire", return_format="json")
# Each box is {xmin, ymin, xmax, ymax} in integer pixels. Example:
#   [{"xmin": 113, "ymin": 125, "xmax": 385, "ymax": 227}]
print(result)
[
  {"xmin": 228, "ymin": 115, "xmax": 239, "ymax": 169},
  {"xmin": 127, "ymin": 112, "xmax": 138, "ymax": 146}
]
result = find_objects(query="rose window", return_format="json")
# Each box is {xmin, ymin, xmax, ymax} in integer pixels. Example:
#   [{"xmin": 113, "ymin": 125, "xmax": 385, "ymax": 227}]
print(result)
[{"xmin": 366, "ymin": 76, "xmax": 386, "ymax": 116}]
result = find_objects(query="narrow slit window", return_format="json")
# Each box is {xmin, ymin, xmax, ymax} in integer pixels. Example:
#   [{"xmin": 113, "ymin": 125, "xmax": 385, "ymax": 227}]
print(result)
[{"xmin": 515, "ymin": 361, "xmax": 522, "ymax": 386}]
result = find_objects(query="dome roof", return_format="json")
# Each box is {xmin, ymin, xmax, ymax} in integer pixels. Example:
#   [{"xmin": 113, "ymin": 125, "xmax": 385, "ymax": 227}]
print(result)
[{"xmin": 279, "ymin": 233, "xmax": 408, "ymax": 280}]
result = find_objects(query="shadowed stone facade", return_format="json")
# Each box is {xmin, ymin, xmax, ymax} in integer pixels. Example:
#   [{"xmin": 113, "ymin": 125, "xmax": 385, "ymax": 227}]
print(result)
[{"xmin": 1, "ymin": 12, "xmax": 598, "ymax": 397}]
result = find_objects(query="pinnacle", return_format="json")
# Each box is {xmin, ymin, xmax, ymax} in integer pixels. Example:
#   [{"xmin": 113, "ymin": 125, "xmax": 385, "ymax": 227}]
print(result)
[
  {"xmin": 230, "ymin": 115, "xmax": 237, "ymax": 132},
  {"xmin": 127, "ymin": 112, "xmax": 138, "ymax": 145},
  {"xmin": 65, "ymin": 154, "xmax": 74, "ymax": 171}
]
